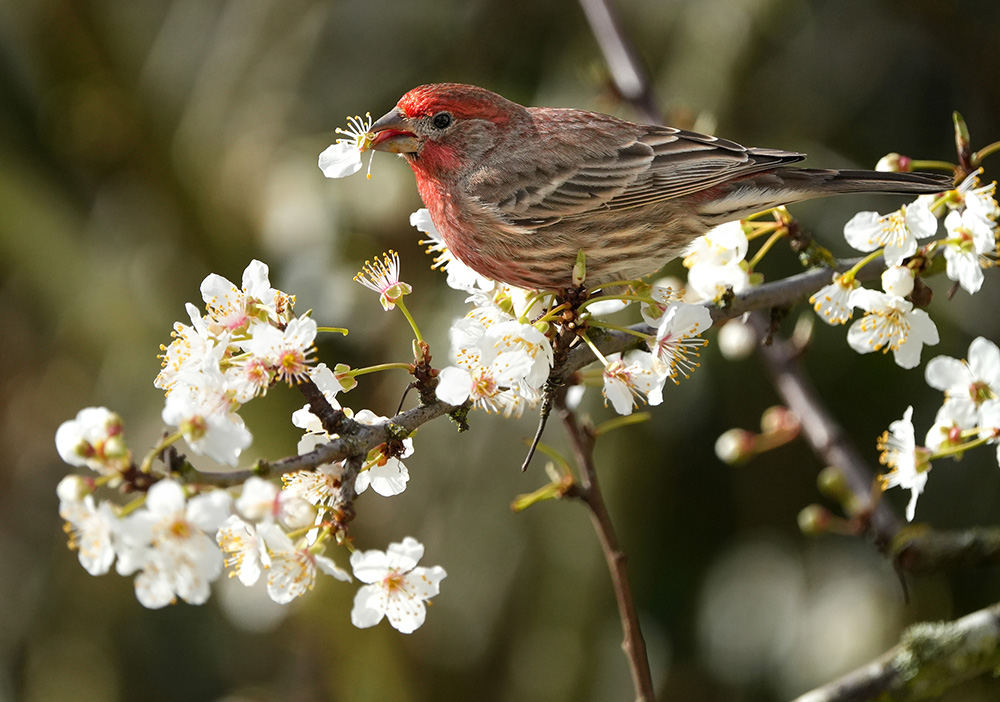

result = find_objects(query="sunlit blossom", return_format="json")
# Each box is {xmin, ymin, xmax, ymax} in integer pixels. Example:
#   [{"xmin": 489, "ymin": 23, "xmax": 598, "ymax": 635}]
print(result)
[
  {"xmin": 843, "ymin": 199, "xmax": 938, "ymax": 266},
  {"xmin": 350, "ymin": 537, "xmax": 446, "ymax": 634},
  {"xmin": 354, "ymin": 251, "xmax": 413, "ymax": 311},
  {"xmin": 877, "ymin": 406, "xmax": 931, "ymax": 521}
]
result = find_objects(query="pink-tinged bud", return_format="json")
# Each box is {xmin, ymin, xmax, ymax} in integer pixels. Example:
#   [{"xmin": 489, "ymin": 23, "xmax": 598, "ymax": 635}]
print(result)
[
  {"xmin": 760, "ymin": 406, "xmax": 800, "ymax": 437},
  {"xmin": 876, "ymin": 153, "xmax": 912, "ymax": 172},
  {"xmin": 798, "ymin": 504, "xmax": 832, "ymax": 535},
  {"xmin": 714, "ymin": 428, "xmax": 756, "ymax": 465}
]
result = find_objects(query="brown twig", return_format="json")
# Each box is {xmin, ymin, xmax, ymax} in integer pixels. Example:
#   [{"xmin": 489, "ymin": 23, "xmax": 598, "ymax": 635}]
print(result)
[{"xmin": 557, "ymin": 395, "xmax": 656, "ymax": 702}]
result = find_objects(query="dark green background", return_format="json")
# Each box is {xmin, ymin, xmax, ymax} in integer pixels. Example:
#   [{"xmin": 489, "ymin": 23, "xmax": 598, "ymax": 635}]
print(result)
[{"xmin": 2, "ymin": 0, "xmax": 999, "ymax": 700}]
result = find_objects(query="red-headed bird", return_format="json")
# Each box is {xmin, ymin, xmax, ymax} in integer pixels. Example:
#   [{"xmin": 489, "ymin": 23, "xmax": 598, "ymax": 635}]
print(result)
[{"xmin": 369, "ymin": 83, "xmax": 952, "ymax": 290}]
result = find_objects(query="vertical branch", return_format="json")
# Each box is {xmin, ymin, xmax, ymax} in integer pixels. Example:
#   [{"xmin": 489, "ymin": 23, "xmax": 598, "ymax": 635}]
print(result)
[
  {"xmin": 577, "ymin": 0, "xmax": 665, "ymax": 125},
  {"xmin": 557, "ymin": 397, "xmax": 656, "ymax": 702}
]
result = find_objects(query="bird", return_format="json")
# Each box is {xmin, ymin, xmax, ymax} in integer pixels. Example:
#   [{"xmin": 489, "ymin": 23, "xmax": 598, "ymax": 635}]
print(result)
[{"xmin": 367, "ymin": 83, "xmax": 954, "ymax": 291}]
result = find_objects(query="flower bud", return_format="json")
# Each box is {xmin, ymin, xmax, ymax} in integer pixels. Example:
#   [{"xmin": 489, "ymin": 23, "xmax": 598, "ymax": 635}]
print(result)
[
  {"xmin": 717, "ymin": 319, "xmax": 756, "ymax": 361},
  {"xmin": 714, "ymin": 428, "xmax": 755, "ymax": 465},
  {"xmin": 798, "ymin": 504, "xmax": 832, "ymax": 535},
  {"xmin": 56, "ymin": 475, "xmax": 91, "ymax": 504},
  {"xmin": 875, "ymin": 153, "xmax": 912, "ymax": 172}
]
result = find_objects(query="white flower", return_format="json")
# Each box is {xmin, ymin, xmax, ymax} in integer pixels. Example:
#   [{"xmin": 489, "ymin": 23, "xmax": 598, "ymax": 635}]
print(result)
[
  {"xmin": 925, "ymin": 336, "xmax": 1000, "ymax": 426},
  {"xmin": 810, "ymin": 274, "xmax": 856, "ymax": 326},
  {"xmin": 686, "ymin": 262, "xmax": 750, "ymax": 302},
  {"xmin": 602, "ymin": 350, "xmax": 666, "ymax": 416},
  {"xmin": 353, "ymin": 410, "xmax": 412, "ymax": 498},
  {"xmin": 941, "ymin": 208, "xmax": 995, "ymax": 294},
  {"xmin": 260, "ymin": 525, "xmax": 351, "ymax": 604},
  {"xmin": 683, "ymin": 221, "xmax": 748, "ymax": 269},
  {"xmin": 350, "ymin": 537, "xmax": 446, "ymax": 634},
  {"xmin": 161, "ymin": 358, "xmax": 252, "ymax": 467},
  {"xmin": 55, "ymin": 407, "xmax": 130, "ymax": 478},
  {"xmin": 235, "ymin": 476, "xmax": 316, "ymax": 530},
  {"xmin": 877, "ymin": 406, "xmax": 931, "ymax": 522},
  {"xmin": 649, "ymin": 302, "xmax": 712, "ymax": 381},
  {"xmin": 59, "ymin": 493, "xmax": 118, "ymax": 576},
  {"xmin": 354, "ymin": 250, "xmax": 412, "ymax": 311},
  {"xmin": 319, "ymin": 113, "xmax": 375, "ymax": 179},
  {"xmin": 924, "ymin": 401, "xmax": 977, "ymax": 453},
  {"xmin": 639, "ymin": 282, "xmax": 682, "ymax": 327},
  {"xmin": 846, "ymin": 289, "xmax": 939, "ymax": 369},
  {"xmin": 843, "ymin": 199, "xmax": 938, "ymax": 266},
  {"xmin": 881, "ymin": 266, "xmax": 915, "ymax": 298},
  {"xmin": 200, "ymin": 260, "xmax": 293, "ymax": 333},
  {"xmin": 116, "ymin": 480, "xmax": 232, "ymax": 608},
  {"xmin": 318, "ymin": 141, "xmax": 363, "ymax": 178},
  {"xmin": 436, "ymin": 353, "xmax": 533, "ymax": 413},
  {"xmin": 217, "ymin": 515, "xmax": 268, "ymax": 587},
  {"xmin": 483, "ymin": 320, "xmax": 554, "ymax": 390},
  {"xmin": 413, "ymin": 208, "xmax": 494, "ymax": 293},
  {"xmin": 246, "ymin": 317, "xmax": 317, "ymax": 385}
]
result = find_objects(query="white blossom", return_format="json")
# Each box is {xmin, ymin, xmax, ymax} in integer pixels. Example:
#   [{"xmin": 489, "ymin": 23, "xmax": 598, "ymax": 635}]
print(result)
[{"xmin": 350, "ymin": 537, "xmax": 446, "ymax": 634}]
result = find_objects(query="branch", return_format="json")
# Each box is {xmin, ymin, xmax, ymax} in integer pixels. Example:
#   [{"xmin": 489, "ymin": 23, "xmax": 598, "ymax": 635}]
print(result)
[
  {"xmin": 794, "ymin": 600, "xmax": 1000, "ymax": 702},
  {"xmin": 558, "ymin": 395, "xmax": 656, "ymax": 702},
  {"xmin": 890, "ymin": 526, "xmax": 1000, "ymax": 574},
  {"xmin": 751, "ymin": 312, "xmax": 900, "ymax": 543}
]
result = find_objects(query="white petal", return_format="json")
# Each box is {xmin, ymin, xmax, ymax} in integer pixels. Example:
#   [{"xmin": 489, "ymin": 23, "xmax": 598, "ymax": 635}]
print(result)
[{"xmin": 318, "ymin": 142, "xmax": 363, "ymax": 178}]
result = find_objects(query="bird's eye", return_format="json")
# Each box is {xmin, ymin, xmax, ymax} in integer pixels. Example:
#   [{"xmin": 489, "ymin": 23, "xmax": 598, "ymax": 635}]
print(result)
[{"xmin": 432, "ymin": 112, "xmax": 453, "ymax": 130}]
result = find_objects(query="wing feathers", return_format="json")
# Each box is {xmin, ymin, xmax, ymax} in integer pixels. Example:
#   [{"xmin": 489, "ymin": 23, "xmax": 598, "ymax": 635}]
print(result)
[{"xmin": 487, "ymin": 117, "xmax": 804, "ymax": 226}]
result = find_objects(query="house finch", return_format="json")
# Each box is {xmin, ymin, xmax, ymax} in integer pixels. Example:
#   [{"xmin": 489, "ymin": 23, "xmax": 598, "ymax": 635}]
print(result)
[{"xmin": 368, "ymin": 83, "xmax": 953, "ymax": 290}]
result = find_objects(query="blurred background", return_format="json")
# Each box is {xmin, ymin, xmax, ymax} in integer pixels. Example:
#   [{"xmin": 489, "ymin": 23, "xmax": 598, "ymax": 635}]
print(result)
[{"xmin": 2, "ymin": 0, "xmax": 1000, "ymax": 700}]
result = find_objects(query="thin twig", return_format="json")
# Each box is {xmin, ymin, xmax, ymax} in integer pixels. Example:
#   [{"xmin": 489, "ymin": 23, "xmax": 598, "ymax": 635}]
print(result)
[{"xmin": 557, "ymin": 395, "xmax": 656, "ymax": 702}]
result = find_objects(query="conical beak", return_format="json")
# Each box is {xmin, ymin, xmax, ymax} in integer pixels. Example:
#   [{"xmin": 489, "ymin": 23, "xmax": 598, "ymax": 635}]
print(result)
[{"xmin": 370, "ymin": 107, "xmax": 421, "ymax": 154}]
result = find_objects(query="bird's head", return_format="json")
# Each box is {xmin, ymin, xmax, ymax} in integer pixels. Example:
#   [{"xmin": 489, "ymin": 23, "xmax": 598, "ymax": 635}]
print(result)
[{"xmin": 369, "ymin": 83, "xmax": 528, "ymax": 179}]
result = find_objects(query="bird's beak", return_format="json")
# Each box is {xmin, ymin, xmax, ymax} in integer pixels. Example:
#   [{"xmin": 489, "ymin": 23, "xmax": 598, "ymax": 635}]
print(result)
[{"xmin": 370, "ymin": 107, "xmax": 421, "ymax": 154}]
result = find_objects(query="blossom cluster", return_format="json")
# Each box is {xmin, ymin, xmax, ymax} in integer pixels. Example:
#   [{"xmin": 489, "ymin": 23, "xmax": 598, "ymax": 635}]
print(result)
[
  {"xmin": 55, "ymin": 260, "xmax": 445, "ymax": 633},
  {"xmin": 877, "ymin": 337, "xmax": 1000, "ymax": 521},
  {"xmin": 809, "ymin": 176, "xmax": 999, "ymax": 368}
]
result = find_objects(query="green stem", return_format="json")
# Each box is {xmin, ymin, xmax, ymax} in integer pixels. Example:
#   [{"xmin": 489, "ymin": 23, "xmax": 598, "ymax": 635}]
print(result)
[
  {"xmin": 747, "ymin": 228, "xmax": 788, "ymax": 271},
  {"xmin": 317, "ymin": 326, "xmax": 349, "ymax": 336},
  {"xmin": 580, "ymin": 332, "xmax": 610, "ymax": 367},
  {"xmin": 844, "ymin": 249, "xmax": 886, "ymax": 280},
  {"xmin": 930, "ymin": 432, "xmax": 998, "ymax": 461},
  {"xmin": 138, "ymin": 431, "xmax": 183, "ymax": 474},
  {"xmin": 972, "ymin": 141, "xmax": 1000, "ymax": 165},
  {"xmin": 346, "ymin": 362, "xmax": 413, "ymax": 377},
  {"xmin": 910, "ymin": 159, "xmax": 958, "ymax": 172},
  {"xmin": 395, "ymin": 298, "xmax": 424, "ymax": 343}
]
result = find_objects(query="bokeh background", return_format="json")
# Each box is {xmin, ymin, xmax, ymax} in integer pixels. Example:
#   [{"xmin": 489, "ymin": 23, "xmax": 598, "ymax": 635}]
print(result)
[{"xmin": 3, "ymin": 0, "xmax": 1000, "ymax": 700}]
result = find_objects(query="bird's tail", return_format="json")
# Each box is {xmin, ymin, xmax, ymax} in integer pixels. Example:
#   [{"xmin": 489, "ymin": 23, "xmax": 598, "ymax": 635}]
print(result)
[
  {"xmin": 786, "ymin": 168, "xmax": 955, "ymax": 195},
  {"xmin": 696, "ymin": 167, "xmax": 955, "ymax": 223}
]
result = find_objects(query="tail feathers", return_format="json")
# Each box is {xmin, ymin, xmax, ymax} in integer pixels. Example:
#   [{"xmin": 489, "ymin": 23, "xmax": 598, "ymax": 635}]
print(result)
[
  {"xmin": 785, "ymin": 168, "xmax": 955, "ymax": 195},
  {"xmin": 696, "ymin": 167, "xmax": 955, "ymax": 222}
]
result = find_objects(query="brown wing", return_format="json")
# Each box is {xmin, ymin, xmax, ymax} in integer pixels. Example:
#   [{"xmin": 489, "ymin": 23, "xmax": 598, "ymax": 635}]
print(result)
[{"xmin": 482, "ymin": 109, "xmax": 805, "ymax": 228}]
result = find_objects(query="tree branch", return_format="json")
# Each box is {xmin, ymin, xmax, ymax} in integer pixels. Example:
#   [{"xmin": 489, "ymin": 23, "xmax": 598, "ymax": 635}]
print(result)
[
  {"xmin": 794, "ymin": 600, "xmax": 1000, "ymax": 702},
  {"xmin": 558, "ymin": 396, "xmax": 656, "ymax": 702}
]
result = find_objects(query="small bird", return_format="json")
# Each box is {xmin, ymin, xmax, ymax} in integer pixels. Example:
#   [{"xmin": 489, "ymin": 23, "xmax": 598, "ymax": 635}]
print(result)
[{"xmin": 368, "ymin": 83, "xmax": 953, "ymax": 291}]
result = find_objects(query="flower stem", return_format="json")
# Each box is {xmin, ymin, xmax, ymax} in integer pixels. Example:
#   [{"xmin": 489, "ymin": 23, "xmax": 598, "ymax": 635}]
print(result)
[
  {"xmin": 910, "ymin": 159, "xmax": 958, "ymax": 172},
  {"xmin": 395, "ymin": 298, "xmax": 424, "ymax": 343},
  {"xmin": 317, "ymin": 326, "xmax": 349, "ymax": 336},
  {"xmin": 580, "ymin": 332, "xmax": 610, "ymax": 367},
  {"xmin": 138, "ymin": 431, "xmax": 183, "ymax": 474},
  {"xmin": 747, "ymin": 227, "xmax": 789, "ymax": 271},
  {"xmin": 346, "ymin": 362, "xmax": 414, "ymax": 377}
]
